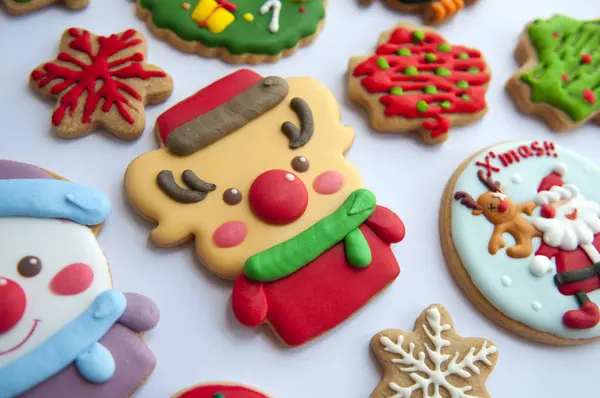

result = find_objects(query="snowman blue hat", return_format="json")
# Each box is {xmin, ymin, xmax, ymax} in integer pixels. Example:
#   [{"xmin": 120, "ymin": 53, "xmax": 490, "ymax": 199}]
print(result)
[{"xmin": 0, "ymin": 160, "xmax": 111, "ymax": 226}]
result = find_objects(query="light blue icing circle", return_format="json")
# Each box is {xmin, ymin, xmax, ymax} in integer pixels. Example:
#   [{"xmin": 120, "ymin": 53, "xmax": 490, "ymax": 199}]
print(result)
[
  {"xmin": 75, "ymin": 342, "xmax": 116, "ymax": 384},
  {"xmin": 451, "ymin": 140, "xmax": 600, "ymax": 340}
]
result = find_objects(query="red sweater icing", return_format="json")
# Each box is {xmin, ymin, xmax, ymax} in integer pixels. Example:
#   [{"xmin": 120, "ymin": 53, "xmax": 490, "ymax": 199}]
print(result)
[
  {"xmin": 177, "ymin": 384, "xmax": 269, "ymax": 398},
  {"xmin": 535, "ymin": 234, "xmax": 600, "ymax": 296},
  {"xmin": 232, "ymin": 206, "xmax": 405, "ymax": 346},
  {"xmin": 352, "ymin": 27, "xmax": 490, "ymax": 138}
]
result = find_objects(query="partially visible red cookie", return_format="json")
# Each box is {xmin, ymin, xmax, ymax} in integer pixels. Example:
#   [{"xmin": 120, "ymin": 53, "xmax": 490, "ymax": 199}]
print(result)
[{"xmin": 172, "ymin": 383, "xmax": 271, "ymax": 398}]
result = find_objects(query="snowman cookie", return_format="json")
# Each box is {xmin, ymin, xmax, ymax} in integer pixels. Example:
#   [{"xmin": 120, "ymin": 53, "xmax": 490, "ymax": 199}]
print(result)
[
  {"xmin": 441, "ymin": 140, "xmax": 600, "ymax": 345},
  {"xmin": 2, "ymin": 0, "xmax": 88, "ymax": 15},
  {"xmin": 0, "ymin": 160, "xmax": 159, "ymax": 397},
  {"xmin": 125, "ymin": 69, "xmax": 406, "ymax": 346},
  {"xmin": 172, "ymin": 382, "xmax": 271, "ymax": 397}
]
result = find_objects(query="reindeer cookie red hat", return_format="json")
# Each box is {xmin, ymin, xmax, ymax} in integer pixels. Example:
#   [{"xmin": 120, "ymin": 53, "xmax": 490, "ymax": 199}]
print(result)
[
  {"xmin": 125, "ymin": 69, "xmax": 406, "ymax": 346},
  {"xmin": 443, "ymin": 140, "xmax": 600, "ymax": 345}
]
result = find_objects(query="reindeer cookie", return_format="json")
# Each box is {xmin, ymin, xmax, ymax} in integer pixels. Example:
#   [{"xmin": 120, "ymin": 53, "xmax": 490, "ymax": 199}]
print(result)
[
  {"xmin": 441, "ymin": 140, "xmax": 600, "ymax": 345},
  {"xmin": 2, "ymin": 0, "xmax": 88, "ymax": 15},
  {"xmin": 0, "ymin": 160, "xmax": 159, "ymax": 397},
  {"xmin": 125, "ymin": 69, "xmax": 406, "ymax": 346},
  {"xmin": 359, "ymin": 0, "xmax": 479, "ymax": 25}
]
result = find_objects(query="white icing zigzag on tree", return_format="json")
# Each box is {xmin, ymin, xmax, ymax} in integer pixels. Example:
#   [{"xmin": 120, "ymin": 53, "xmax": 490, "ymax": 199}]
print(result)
[{"xmin": 380, "ymin": 307, "xmax": 497, "ymax": 398}]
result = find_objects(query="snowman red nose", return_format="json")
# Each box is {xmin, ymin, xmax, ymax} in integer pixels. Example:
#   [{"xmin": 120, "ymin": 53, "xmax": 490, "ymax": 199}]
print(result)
[
  {"xmin": 249, "ymin": 170, "xmax": 308, "ymax": 225},
  {"xmin": 0, "ymin": 278, "xmax": 26, "ymax": 334}
]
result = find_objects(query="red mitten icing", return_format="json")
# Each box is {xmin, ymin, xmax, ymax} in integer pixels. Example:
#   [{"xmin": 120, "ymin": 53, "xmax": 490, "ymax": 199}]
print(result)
[
  {"xmin": 563, "ymin": 302, "xmax": 600, "ymax": 329},
  {"xmin": 365, "ymin": 206, "xmax": 406, "ymax": 244},
  {"xmin": 232, "ymin": 276, "xmax": 268, "ymax": 327}
]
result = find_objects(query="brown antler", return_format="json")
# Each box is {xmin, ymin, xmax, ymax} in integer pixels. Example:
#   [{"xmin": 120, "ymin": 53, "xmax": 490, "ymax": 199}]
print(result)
[
  {"xmin": 478, "ymin": 170, "xmax": 501, "ymax": 192},
  {"xmin": 454, "ymin": 191, "xmax": 482, "ymax": 210}
]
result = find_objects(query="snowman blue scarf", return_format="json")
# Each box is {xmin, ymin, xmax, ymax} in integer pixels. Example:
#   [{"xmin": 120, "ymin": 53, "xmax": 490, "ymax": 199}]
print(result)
[{"xmin": 0, "ymin": 290, "xmax": 126, "ymax": 398}]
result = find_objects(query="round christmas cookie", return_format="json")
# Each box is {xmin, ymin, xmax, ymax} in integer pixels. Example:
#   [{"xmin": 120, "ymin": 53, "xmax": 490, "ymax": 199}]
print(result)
[
  {"xmin": 135, "ymin": 0, "xmax": 326, "ymax": 64},
  {"xmin": 172, "ymin": 382, "xmax": 271, "ymax": 398},
  {"xmin": 441, "ymin": 140, "xmax": 600, "ymax": 345},
  {"xmin": 1, "ymin": 0, "xmax": 88, "ymax": 15}
]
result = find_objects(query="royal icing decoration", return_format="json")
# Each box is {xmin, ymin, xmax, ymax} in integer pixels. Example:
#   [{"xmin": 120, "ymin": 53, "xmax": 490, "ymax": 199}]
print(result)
[
  {"xmin": 30, "ymin": 28, "xmax": 172, "ymax": 140},
  {"xmin": 136, "ymin": 0, "xmax": 326, "ymax": 62},
  {"xmin": 507, "ymin": 15, "xmax": 600, "ymax": 131},
  {"xmin": 359, "ymin": 0, "xmax": 480, "ymax": 26},
  {"xmin": 0, "ymin": 160, "xmax": 159, "ymax": 396},
  {"xmin": 372, "ymin": 305, "xmax": 498, "ymax": 398},
  {"xmin": 349, "ymin": 24, "xmax": 490, "ymax": 144},
  {"xmin": 449, "ymin": 141, "xmax": 600, "ymax": 342},
  {"xmin": 125, "ymin": 69, "xmax": 406, "ymax": 346}
]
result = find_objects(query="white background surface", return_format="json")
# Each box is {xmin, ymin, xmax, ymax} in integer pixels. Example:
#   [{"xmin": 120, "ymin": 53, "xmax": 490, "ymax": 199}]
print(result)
[{"xmin": 1, "ymin": 0, "xmax": 599, "ymax": 397}]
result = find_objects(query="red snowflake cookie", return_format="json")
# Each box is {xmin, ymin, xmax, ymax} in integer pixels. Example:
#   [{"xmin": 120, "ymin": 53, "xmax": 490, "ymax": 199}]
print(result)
[
  {"xmin": 30, "ymin": 28, "xmax": 173, "ymax": 141},
  {"xmin": 348, "ymin": 23, "xmax": 491, "ymax": 144}
]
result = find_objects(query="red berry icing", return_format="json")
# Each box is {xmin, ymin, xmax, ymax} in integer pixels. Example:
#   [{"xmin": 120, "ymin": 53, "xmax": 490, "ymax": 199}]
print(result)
[
  {"xmin": 581, "ymin": 53, "xmax": 592, "ymax": 64},
  {"xmin": 248, "ymin": 170, "xmax": 308, "ymax": 225},
  {"xmin": 31, "ymin": 28, "xmax": 167, "ymax": 127},
  {"xmin": 0, "ymin": 278, "xmax": 26, "ymax": 334},
  {"xmin": 352, "ymin": 27, "xmax": 490, "ymax": 140},
  {"xmin": 552, "ymin": 32, "xmax": 560, "ymax": 38},
  {"xmin": 583, "ymin": 89, "xmax": 597, "ymax": 105},
  {"xmin": 561, "ymin": 73, "xmax": 568, "ymax": 82},
  {"xmin": 299, "ymin": 6, "xmax": 306, "ymax": 12}
]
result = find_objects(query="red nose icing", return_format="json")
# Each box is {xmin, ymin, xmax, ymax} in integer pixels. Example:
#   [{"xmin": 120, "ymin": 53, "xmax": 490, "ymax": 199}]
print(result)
[
  {"xmin": 497, "ymin": 200, "xmax": 509, "ymax": 213},
  {"xmin": 0, "ymin": 278, "xmax": 26, "ymax": 334},
  {"xmin": 541, "ymin": 204, "xmax": 556, "ymax": 219},
  {"xmin": 249, "ymin": 170, "xmax": 308, "ymax": 225}
]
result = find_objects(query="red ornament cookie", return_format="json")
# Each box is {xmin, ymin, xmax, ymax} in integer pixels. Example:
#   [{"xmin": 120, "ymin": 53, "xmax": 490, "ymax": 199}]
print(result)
[
  {"xmin": 2, "ymin": 0, "xmax": 88, "ymax": 15},
  {"xmin": 30, "ymin": 28, "xmax": 173, "ymax": 141},
  {"xmin": 348, "ymin": 23, "xmax": 491, "ymax": 145},
  {"xmin": 172, "ymin": 383, "xmax": 271, "ymax": 398},
  {"xmin": 125, "ymin": 69, "xmax": 406, "ymax": 346}
]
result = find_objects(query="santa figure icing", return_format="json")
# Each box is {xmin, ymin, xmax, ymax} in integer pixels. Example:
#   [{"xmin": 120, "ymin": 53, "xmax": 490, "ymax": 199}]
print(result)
[
  {"xmin": 531, "ymin": 163, "xmax": 600, "ymax": 329},
  {"xmin": 0, "ymin": 160, "xmax": 159, "ymax": 398}
]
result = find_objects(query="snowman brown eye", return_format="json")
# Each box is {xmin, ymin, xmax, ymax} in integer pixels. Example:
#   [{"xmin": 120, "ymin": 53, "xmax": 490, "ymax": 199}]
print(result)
[
  {"xmin": 291, "ymin": 156, "xmax": 309, "ymax": 173},
  {"xmin": 17, "ymin": 256, "xmax": 42, "ymax": 277},
  {"xmin": 223, "ymin": 188, "xmax": 242, "ymax": 206}
]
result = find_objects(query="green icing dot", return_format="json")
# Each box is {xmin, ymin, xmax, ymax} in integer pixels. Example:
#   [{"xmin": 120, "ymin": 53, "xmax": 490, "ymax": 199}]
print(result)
[
  {"xmin": 390, "ymin": 87, "xmax": 404, "ymax": 95},
  {"xmin": 468, "ymin": 67, "xmax": 480, "ymax": 73},
  {"xmin": 397, "ymin": 48, "xmax": 412, "ymax": 56},
  {"xmin": 404, "ymin": 66, "xmax": 419, "ymax": 76},
  {"xmin": 425, "ymin": 53, "xmax": 437, "ymax": 62},
  {"xmin": 413, "ymin": 30, "xmax": 425, "ymax": 42},
  {"xmin": 461, "ymin": 94, "xmax": 471, "ymax": 102},
  {"xmin": 441, "ymin": 101, "xmax": 451, "ymax": 109},
  {"xmin": 435, "ymin": 67, "xmax": 451, "ymax": 77},
  {"xmin": 376, "ymin": 57, "xmax": 390, "ymax": 69},
  {"xmin": 458, "ymin": 52, "xmax": 469, "ymax": 59},
  {"xmin": 438, "ymin": 43, "xmax": 452, "ymax": 52},
  {"xmin": 213, "ymin": 393, "xmax": 226, "ymax": 398},
  {"xmin": 416, "ymin": 100, "xmax": 429, "ymax": 112},
  {"xmin": 424, "ymin": 85, "xmax": 437, "ymax": 94},
  {"xmin": 456, "ymin": 80, "xmax": 469, "ymax": 89}
]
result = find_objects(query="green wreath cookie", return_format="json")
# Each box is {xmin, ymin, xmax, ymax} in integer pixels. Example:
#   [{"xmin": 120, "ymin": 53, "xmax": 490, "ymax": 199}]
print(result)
[{"xmin": 136, "ymin": 0, "xmax": 326, "ymax": 64}]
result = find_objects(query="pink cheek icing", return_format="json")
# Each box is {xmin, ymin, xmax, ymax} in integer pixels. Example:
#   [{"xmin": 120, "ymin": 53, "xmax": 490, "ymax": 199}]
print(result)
[
  {"xmin": 213, "ymin": 221, "xmax": 248, "ymax": 248},
  {"xmin": 313, "ymin": 171, "xmax": 345, "ymax": 195},
  {"xmin": 50, "ymin": 263, "xmax": 94, "ymax": 296}
]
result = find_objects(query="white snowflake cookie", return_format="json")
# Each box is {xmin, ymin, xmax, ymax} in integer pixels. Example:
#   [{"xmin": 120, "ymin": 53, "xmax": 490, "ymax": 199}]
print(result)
[{"xmin": 371, "ymin": 304, "xmax": 498, "ymax": 398}]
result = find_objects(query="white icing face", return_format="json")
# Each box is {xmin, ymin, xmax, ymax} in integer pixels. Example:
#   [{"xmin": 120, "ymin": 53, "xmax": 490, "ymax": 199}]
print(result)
[
  {"xmin": 533, "ymin": 186, "xmax": 600, "ymax": 251},
  {"xmin": 0, "ymin": 217, "xmax": 112, "ymax": 367}
]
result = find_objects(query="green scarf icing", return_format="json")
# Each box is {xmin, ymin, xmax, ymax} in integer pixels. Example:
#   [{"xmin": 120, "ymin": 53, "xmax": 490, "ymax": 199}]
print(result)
[
  {"xmin": 139, "ymin": 0, "xmax": 326, "ymax": 56},
  {"xmin": 244, "ymin": 189, "xmax": 377, "ymax": 282},
  {"xmin": 520, "ymin": 15, "xmax": 600, "ymax": 122}
]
